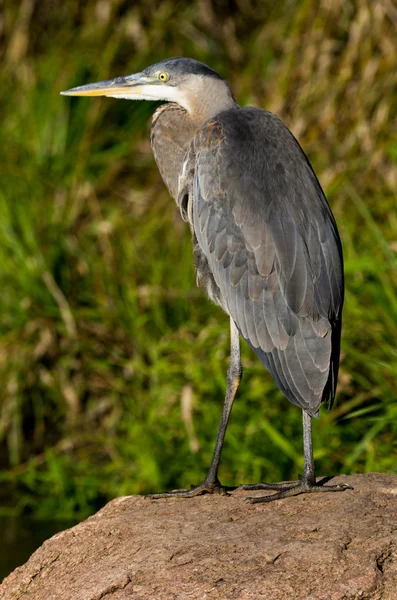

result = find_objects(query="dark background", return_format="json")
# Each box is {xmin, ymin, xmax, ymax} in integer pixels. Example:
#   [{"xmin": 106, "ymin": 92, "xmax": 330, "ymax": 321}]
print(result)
[{"xmin": 0, "ymin": 0, "xmax": 396, "ymax": 579}]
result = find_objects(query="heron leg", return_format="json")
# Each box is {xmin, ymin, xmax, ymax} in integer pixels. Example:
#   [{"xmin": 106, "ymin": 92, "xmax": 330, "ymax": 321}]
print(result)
[
  {"xmin": 242, "ymin": 410, "xmax": 352, "ymax": 503},
  {"xmin": 147, "ymin": 318, "xmax": 242, "ymax": 499}
]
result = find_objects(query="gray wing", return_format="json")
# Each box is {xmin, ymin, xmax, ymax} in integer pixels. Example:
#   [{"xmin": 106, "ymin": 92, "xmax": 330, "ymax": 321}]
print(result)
[{"xmin": 190, "ymin": 108, "xmax": 343, "ymax": 416}]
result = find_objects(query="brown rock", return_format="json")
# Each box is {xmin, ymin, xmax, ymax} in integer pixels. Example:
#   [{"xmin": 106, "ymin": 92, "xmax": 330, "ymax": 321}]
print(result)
[{"xmin": 1, "ymin": 474, "xmax": 397, "ymax": 600}]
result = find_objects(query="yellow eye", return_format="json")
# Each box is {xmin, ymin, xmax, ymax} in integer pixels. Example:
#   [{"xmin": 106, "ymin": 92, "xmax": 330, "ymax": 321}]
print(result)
[{"xmin": 158, "ymin": 72, "xmax": 169, "ymax": 82}]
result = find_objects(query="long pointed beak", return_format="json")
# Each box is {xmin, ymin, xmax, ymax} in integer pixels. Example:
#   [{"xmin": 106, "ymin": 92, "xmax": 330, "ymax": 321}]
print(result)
[{"xmin": 60, "ymin": 72, "xmax": 153, "ymax": 97}]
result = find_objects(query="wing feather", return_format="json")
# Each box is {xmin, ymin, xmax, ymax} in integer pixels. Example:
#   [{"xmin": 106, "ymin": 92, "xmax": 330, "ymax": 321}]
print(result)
[{"xmin": 189, "ymin": 107, "xmax": 343, "ymax": 414}]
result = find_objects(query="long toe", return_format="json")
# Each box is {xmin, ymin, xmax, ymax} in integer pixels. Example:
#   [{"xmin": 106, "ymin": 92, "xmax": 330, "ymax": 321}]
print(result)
[
  {"xmin": 146, "ymin": 480, "xmax": 232, "ymax": 500},
  {"xmin": 307, "ymin": 482, "xmax": 354, "ymax": 492},
  {"xmin": 244, "ymin": 478, "xmax": 353, "ymax": 504},
  {"xmin": 241, "ymin": 481, "xmax": 299, "ymax": 491}
]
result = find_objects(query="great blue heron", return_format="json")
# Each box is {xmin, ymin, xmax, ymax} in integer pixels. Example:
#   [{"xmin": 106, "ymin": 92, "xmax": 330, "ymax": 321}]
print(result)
[{"xmin": 61, "ymin": 57, "xmax": 352, "ymax": 503}]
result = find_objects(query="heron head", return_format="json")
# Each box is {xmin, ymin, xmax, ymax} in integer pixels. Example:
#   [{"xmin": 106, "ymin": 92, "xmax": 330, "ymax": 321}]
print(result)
[{"xmin": 61, "ymin": 57, "xmax": 236, "ymax": 117}]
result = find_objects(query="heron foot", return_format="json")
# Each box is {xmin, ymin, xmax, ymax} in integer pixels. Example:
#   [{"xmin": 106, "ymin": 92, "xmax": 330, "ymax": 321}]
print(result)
[
  {"xmin": 146, "ymin": 478, "xmax": 236, "ymax": 500},
  {"xmin": 242, "ymin": 476, "xmax": 353, "ymax": 504}
]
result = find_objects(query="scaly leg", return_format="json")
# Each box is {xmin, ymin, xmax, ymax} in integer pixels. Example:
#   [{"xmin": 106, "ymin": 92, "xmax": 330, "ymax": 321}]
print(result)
[
  {"xmin": 147, "ymin": 318, "xmax": 242, "ymax": 499},
  {"xmin": 242, "ymin": 410, "xmax": 353, "ymax": 503}
]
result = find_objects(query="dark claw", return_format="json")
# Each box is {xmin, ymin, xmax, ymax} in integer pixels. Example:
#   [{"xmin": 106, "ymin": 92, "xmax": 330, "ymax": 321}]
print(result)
[{"xmin": 335, "ymin": 483, "xmax": 354, "ymax": 490}]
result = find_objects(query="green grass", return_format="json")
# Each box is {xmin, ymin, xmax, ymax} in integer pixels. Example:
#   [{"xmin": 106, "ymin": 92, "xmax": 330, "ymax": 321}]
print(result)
[{"xmin": 0, "ymin": 0, "xmax": 396, "ymax": 520}]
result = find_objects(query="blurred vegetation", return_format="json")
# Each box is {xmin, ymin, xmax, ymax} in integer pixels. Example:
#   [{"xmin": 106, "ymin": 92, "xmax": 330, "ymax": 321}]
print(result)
[{"xmin": 0, "ymin": 0, "xmax": 396, "ymax": 521}]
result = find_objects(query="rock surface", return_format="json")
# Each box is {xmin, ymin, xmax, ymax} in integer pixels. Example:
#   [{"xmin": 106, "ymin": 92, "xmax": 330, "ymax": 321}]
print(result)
[{"xmin": 1, "ymin": 474, "xmax": 397, "ymax": 600}]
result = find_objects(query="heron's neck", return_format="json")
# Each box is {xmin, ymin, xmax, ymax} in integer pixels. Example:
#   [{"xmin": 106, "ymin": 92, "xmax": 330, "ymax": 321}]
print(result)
[
  {"xmin": 151, "ymin": 104, "xmax": 197, "ymax": 201},
  {"xmin": 151, "ymin": 87, "xmax": 237, "ymax": 201},
  {"xmin": 181, "ymin": 79, "xmax": 238, "ymax": 124}
]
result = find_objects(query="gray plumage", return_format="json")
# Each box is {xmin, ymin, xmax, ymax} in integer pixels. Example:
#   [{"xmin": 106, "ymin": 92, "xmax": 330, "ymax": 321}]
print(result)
[
  {"xmin": 62, "ymin": 57, "xmax": 350, "ymax": 502},
  {"xmin": 152, "ymin": 99, "xmax": 343, "ymax": 418}
]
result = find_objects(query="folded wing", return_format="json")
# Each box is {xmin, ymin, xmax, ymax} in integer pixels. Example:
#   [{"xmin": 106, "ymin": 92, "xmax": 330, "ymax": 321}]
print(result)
[{"xmin": 190, "ymin": 108, "xmax": 343, "ymax": 416}]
